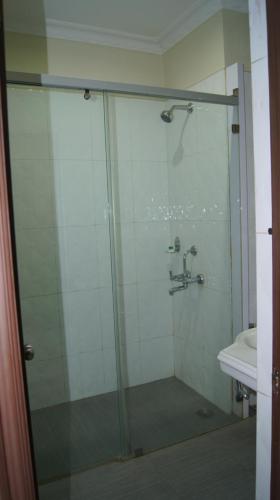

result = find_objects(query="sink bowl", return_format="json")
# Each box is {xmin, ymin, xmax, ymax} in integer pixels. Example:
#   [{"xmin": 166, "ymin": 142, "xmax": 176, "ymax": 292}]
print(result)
[
  {"xmin": 217, "ymin": 328, "xmax": 257, "ymax": 391},
  {"xmin": 244, "ymin": 330, "xmax": 257, "ymax": 349}
]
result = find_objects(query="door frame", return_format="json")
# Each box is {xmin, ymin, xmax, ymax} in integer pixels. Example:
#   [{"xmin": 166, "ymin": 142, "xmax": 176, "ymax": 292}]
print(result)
[
  {"xmin": 267, "ymin": 1, "xmax": 280, "ymax": 499},
  {"xmin": 0, "ymin": 3, "xmax": 37, "ymax": 499}
]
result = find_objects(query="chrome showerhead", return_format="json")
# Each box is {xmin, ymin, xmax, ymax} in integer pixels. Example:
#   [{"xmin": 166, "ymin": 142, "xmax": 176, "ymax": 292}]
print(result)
[
  {"xmin": 160, "ymin": 103, "xmax": 193, "ymax": 123},
  {"xmin": 160, "ymin": 109, "xmax": 173, "ymax": 123}
]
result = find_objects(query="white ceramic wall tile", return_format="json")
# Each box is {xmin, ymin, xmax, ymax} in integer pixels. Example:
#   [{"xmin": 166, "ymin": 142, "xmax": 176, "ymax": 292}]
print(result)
[
  {"xmin": 118, "ymin": 284, "xmax": 139, "ymax": 343},
  {"xmin": 61, "ymin": 289, "xmax": 103, "ymax": 355},
  {"xmin": 256, "ymin": 392, "xmax": 272, "ymax": 500},
  {"xmin": 80, "ymin": 350, "xmax": 105, "ymax": 398},
  {"xmin": 57, "ymin": 226, "xmax": 99, "ymax": 291},
  {"xmin": 103, "ymin": 348, "xmax": 118, "ymax": 392},
  {"xmin": 21, "ymin": 294, "xmax": 62, "ymax": 361},
  {"xmin": 92, "ymin": 161, "xmax": 109, "ymax": 224},
  {"xmin": 167, "ymin": 70, "xmax": 234, "ymax": 413},
  {"xmin": 11, "ymin": 160, "xmax": 56, "ymax": 229},
  {"xmin": 176, "ymin": 339, "xmax": 206, "ymax": 396},
  {"xmin": 99, "ymin": 287, "xmax": 115, "ymax": 349},
  {"xmin": 256, "ymin": 233, "xmax": 272, "ymax": 397},
  {"xmin": 174, "ymin": 287, "xmax": 231, "ymax": 354},
  {"xmin": 168, "ymin": 150, "xmax": 229, "ymax": 222},
  {"xmin": 140, "ymin": 336, "xmax": 174, "ymax": 384},
  {"xmin": 54, "ymin": 160, "xmax": 95, "ymax": 227},
  {"xmin": 166, "ymin": 101, "xmax": 197, "ymax": 162},
  {"xmin": 133, "ymin": 161, "xmax": 169, "ymax": 222},
  {"xmin": 203, "ymin": 352, "xmax": 232, "ymax": 413},
  {"xmin": 96, "ymin": 224, "xmax": 112, "ymax": 287},
  {"xmin": 129, "ymin": 100, "xmax": 167, "ymax": 162},
  {"xmin": 65, "ymin": 355, "xmax": 82, "ymax": 401},
  {"xmin": 115, "ymin": 223, "xmax": 136, "ymax": 285},
  {"xmin": 9, "ymin": 131, "xmax": 50, "ymax": 161},
  {"xmin": 134, "ymin": 222, "xmax": 170, "ymax": 282},
  {"xmin": 138, "ymin": 281, "xmax": 173, "ymax": 341},
  {"xmin": 124, "ymin": 341, "xmax": 142, "ymax": 387},
  {"xmin": 90, "ymin": 95, "xmax": 107, "ymax": 161},
  {"xmin": 16, "ymin": 228, "xmax": 59, "ymax": 298},
  {"xmin": 8, "ymin": 87, "xmax": 116, "ymax": 408},
  {"xmin": 7, "ymin": 87, "xmax": 50, "ymax": 134},
  {"xmin": 49, "ymin": 90, "xmax": 92, "ymax": 161},
  {"xmin": 170, "ymin": 225, "xmax": 231, "ymax": 295},
  {"xmin": 112, "ymin": 161, "xmax": 134, "ymax": 223},
  {"xmin": 9, "ymin": 74, "xmax": 239, "ymax": 412},
  {"xmin": 26, "ymin": 358, "xmax": 67, "ymax": 410},
  {"xmin": 195, "ymin": 104, "xmax": 228, "ymax": 154},
  {"xmin": 111, "ymin": 96, "xmax": 132, "ymax": 162},
  {"xmin": 249, "ymin": 0, "xmax": 268, "ymax": 63},
  {"xmin": 251, "ymin": 57, "xmax": 271, "ymax": 233}
]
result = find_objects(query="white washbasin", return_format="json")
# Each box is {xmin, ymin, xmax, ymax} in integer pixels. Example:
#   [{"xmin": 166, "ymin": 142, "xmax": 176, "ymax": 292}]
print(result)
[
  {"xmin": 244, "ymin": 330, "xmax": 257, "ymax": 349},
  {"xmin": 217, "ymin": 328, "xmax": 257, "ymax": 391}
]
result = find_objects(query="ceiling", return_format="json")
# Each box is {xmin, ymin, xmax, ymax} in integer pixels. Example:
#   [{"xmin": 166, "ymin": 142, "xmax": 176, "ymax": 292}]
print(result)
[{"xmin": 4, "ymin": 0, "xmax": 248, "ymax": 54}]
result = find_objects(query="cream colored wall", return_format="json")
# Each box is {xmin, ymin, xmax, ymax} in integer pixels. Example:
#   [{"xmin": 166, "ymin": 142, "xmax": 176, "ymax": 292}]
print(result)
[
  {"xmin": 223, "ymin": 10, "xmax": 251, "ymax": 71},
  {"xmin": 5, "ymin": 9, "xmax": 250, "ymax": 89},
  {"xmin": 5, "ymin": 32, "xmax": 165, "ymax": 86},
  {"xmin": 163, "ymin": 11, "xmax": 225, "ymax": 90},
  {"xmin": 163, "ymin": 9, "xmax": 250, "ymax": 90}
]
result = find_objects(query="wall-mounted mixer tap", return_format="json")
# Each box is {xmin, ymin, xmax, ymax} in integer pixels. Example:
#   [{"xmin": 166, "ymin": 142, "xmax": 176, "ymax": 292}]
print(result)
[{"xmin": 169, "ymin": 244, "xmax": 204, "ymax": 295}]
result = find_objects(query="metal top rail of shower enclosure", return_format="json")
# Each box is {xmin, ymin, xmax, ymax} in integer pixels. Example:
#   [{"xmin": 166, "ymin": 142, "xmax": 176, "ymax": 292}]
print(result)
[{"xmin": 6, "ymin": 71, "xmax": 238, "ymax": 106}]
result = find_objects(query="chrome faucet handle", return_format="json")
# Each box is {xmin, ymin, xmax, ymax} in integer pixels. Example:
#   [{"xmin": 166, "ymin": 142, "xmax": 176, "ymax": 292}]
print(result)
[{"xmin": 186, "ymin": 245, "xmax": 197, "ymax": 256}]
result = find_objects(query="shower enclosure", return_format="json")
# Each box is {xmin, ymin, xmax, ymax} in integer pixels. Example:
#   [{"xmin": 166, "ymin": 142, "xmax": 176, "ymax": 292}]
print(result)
[{"xmin": 6, "ymin": 72, "xmax": 243, "ymax": 489}]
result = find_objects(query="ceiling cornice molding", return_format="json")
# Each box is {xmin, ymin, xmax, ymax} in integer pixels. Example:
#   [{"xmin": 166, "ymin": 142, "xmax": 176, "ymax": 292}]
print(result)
[
  {"xmin": 46, "ymin": 18, "xmax": 163, "ymax": 54},
  {"xmin": 5, "ymin": 0, "xmax": 248, "ymax": 55}
]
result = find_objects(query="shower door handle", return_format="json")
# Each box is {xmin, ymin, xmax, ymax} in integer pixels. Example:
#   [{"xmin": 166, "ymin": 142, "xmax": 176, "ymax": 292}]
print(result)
[{"xmin": 24, "ymin": 344, "xmax": 34, "ymax": 361}]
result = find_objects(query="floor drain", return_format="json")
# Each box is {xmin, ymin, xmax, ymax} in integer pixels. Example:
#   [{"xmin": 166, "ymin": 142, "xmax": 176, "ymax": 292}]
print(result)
[{"xmin": 196, "ymin": 408, "xmax": 214, "ymax": 418}]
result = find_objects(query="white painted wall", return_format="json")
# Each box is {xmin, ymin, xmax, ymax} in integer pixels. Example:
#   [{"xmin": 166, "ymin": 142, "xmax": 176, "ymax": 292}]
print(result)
[{"xmin": 249, "ymin": 1, "xmax": 272, "ymax": 498}]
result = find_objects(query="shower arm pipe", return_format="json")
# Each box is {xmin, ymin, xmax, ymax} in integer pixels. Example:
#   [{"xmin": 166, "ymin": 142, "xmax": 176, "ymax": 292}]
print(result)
[
  {"xmin": 168, "ymin": 104, "xmax": 192, "ymax": 113},
  {"xmin": 6, "ymin": 71, "xmax": 238, "ymax": 107}
]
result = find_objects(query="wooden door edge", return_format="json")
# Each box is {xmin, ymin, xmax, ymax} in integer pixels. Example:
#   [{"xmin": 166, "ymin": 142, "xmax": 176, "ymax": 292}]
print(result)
[{"xmin": 0, "ymin": 4, "xmax": 37, "ymax": 500}]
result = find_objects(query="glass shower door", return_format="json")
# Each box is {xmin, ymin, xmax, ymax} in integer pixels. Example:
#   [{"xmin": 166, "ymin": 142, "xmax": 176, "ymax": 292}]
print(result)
[
  {"xmin": 107, "ymin": 92, "xmax": 242, "ymax": 455},
  {"xmin": 6, "ymin": 80, "xmax": 243, "ymax": 488},
  {"xmin": 7, "ymin": 85, "xmax": 123, "ymax": 484}
]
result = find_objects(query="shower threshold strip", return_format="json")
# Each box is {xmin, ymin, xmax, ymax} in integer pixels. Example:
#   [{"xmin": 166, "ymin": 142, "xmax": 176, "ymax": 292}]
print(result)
[{"xmin": 6, "ymin": 71, "xmax": 238, "ymax": 106}]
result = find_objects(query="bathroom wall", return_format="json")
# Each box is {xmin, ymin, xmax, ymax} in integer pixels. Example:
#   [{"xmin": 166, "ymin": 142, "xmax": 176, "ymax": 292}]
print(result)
[
  {"xmin": 5, "ymin": 10, "xmax": 250, "ymax": 90},
  {"xmin": 8, "ymin": 82, "xmax": 236, "ymax": 414},
  {"xmin": 7, "ymin": 86, "xmax": 119, "ymax": 410},
  {"xmin": 249, "ymin": 1, "xmax": 272, "ymax": 498},
  {"xmin": 6, "ymin": 7, "xmax": 255, "ymax": 414},
  {"xmin": 5, "ymin": 31, "xmax": 165, "ymax": 86},
  {"xmin": 166, "ymin": 69, "xmax": 233, "ymax": 413},
  {"xmin": 163, "ymin": 10, "xmax": 251, "ymax": 90},
  {"xmin": 109, "ymin": 95, "xmax": 174, "ymax": 387},
  {"xmin": 7, "ymin": 87, "xmax": 175, "ymax": 410}
]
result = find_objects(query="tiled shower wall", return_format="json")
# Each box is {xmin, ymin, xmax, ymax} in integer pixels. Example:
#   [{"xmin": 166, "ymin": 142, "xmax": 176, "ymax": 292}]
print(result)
[
  {"xmin": 7, "ymin": 88, "xmax": 174, "ymax": 410},
  {"xmin": 8, "ymin": 79, "xmax": 241, "ymax": 413},
  {"xmin": 8, "ymin": 87, "xmax": 118, "ymax": 410},
  {"xmin": 167, "ymin": 70, "xmax": 233, "ymax": 413},
  {"xmin": 109, "ymin": 96, "xmax": 174, "ymax": 387}
]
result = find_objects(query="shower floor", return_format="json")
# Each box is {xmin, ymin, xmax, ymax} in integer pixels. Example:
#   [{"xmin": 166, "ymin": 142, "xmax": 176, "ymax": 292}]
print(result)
[{"xmin": 31, "ymin": 376, "xmax": 240, "ymax": 483}]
